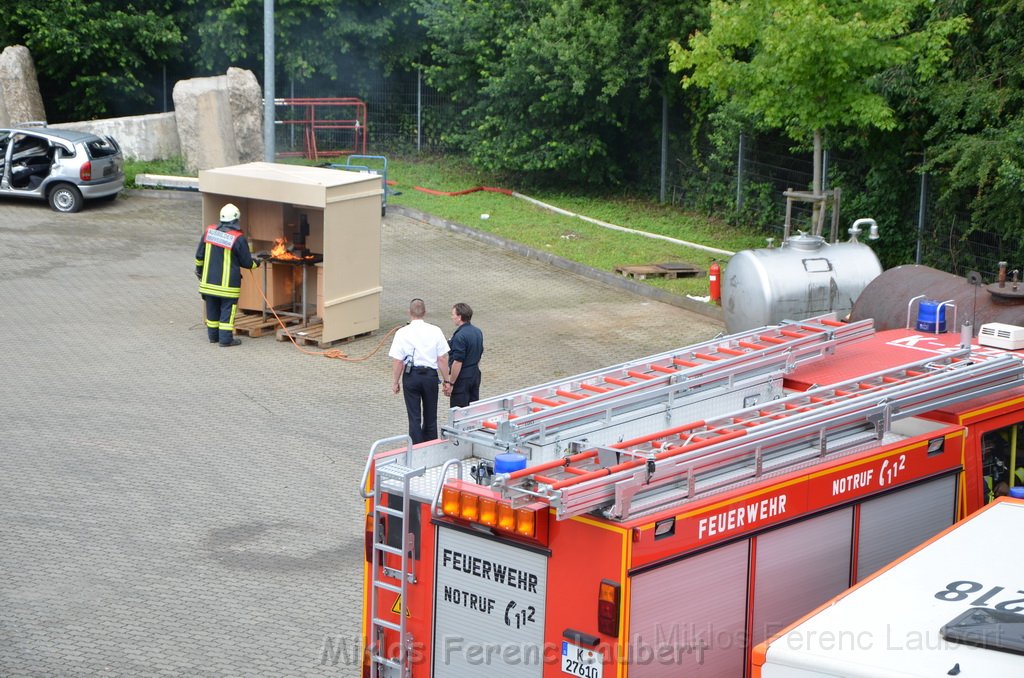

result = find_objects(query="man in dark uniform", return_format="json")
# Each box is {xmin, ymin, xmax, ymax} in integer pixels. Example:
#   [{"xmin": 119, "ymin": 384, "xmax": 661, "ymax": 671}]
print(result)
[
  {"xmin": 194, "ymin": 203, "xmax": 261, "ymax": 347},
  {"xmin": 444, "ymin": 302, "xmax": 484, "ymax": 408}
]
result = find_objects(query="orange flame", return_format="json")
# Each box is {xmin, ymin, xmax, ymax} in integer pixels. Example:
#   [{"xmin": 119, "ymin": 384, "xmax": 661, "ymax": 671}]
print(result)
[{"xmin": 270, "ymin": 237, "xmax": 300, "ymax": 261}]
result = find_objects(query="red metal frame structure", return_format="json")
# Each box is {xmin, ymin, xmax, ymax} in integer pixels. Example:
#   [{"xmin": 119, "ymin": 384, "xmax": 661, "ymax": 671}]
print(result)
[{"xmin": 273, "ymin": 97, "xmax": 367, "ymax": 160}]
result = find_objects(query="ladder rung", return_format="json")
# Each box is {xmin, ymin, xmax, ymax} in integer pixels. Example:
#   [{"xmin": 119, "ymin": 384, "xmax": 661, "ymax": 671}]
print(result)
[
  {"xmin": 370, "ymin": 652, "xmax": 403, "ymax": 669},
  {"xmin": 374, "ymin": 580, "xmax": 403, "ymax": 594},
  {"xmin": 376, "ymin": 505, "xmax": 403, "ymax": 518},
  {"xmin": 374, "ymin": 542, "xmax": 402, "ymax": 557}
]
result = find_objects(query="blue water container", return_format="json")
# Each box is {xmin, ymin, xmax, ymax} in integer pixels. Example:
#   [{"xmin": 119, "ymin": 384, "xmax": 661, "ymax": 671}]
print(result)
[
  {"xmin": 916, "ymin": 300, "xmax": 947, "ymax": 332},
  {"xmin": 1009, "ymin": 486, "xmax": 1024, "ymax": 500},
  {"xmin": 494, "ymin": 452, "xmax": 528, "ymax": 474}
]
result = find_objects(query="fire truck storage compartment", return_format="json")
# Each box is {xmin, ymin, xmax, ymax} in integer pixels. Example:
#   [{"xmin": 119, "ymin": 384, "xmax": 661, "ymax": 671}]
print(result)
[
  {"xmin": 433, "ymin": 525, "xmax": 548, "ymax": 677},
  {"xmin": 627, "ymin": 474, "xmax": 957, "ymax": 677},
  {"xmin": 722, "ymin": 234, "xmax": 881, "ymax": 334},
  {"xmin": 198, "ymin": 162, "xmax": 383, "ymax": 343},
  {"xmin": 752, "ymin": 499, "xmax": 1024, "ymax": 676}
]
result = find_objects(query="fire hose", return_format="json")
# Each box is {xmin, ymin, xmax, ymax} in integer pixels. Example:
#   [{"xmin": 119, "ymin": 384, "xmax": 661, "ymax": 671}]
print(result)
[{"xmin": 243, "ymin": 267, "xmax": 401, "ymax": 361}]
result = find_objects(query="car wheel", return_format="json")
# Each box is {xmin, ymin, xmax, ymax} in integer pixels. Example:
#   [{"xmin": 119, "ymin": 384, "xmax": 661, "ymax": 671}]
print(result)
[{"xmin": 48, "ymin": 184, "xmax": 84, "ymax": 213}]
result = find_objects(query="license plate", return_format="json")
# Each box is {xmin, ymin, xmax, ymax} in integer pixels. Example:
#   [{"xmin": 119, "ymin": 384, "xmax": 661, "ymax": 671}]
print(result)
[{"xmin": 561, "ymin": 641, "xmax": 602, "ymax": 678}]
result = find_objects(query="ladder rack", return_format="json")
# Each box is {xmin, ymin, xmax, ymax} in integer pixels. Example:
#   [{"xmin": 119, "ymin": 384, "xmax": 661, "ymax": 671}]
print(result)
[
  {"xmin": 445, "ymin": 316, "xmax": 873, "ymax": 450},
  {"xmin": 492, "ymin": 349, "xmax": 1024, "ymax": 521}
]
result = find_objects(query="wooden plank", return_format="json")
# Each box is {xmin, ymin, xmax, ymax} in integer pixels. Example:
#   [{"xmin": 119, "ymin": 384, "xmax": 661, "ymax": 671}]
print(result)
[
  {"xmin": 234, "ymin": 312, "xmax": 300, "ymax": 338},
  {"xmin": 614, "ymin": 262, "xmax": 704, "ymax": 280},
  {"xmin": 277, "ymin": 322, "xmax": 372, "ymax": 348}
]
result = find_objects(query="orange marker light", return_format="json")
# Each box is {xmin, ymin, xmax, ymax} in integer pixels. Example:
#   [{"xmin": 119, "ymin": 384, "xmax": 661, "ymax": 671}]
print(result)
[
  {"xmin": 442, "ymin": 486, "xmax": 460, "ymax": 517},
  {"xmin": 497, "ymin": 503, "xmax": 516, "ymax": 532},
  {"xmin": 515, "ymin": 508, "xmax": 535, "ymax": 538},
  {"xmin": 460, "ymin": 493, "xmax": 479, "ymax": 521},
  {"xmin": 479, "ymin": 498, "xmax": 498, "ymax": 526}
]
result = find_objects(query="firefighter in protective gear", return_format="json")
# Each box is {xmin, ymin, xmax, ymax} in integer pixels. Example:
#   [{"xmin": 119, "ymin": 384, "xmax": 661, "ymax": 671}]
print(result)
[
  {"xmin": 194, "ymin": 203, "xmax": 261, "ymax": 347},
  {"xmin": 982, "ymin": 428, "xmax": 1024, "ymax": 502}
]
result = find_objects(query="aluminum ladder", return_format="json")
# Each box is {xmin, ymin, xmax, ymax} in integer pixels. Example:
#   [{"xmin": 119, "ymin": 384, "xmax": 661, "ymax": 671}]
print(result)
[
  {"xmin": 492, "ymin": 349, "xmax": 1024, "ymax": 520},
  {"xmin": 365, "ymin": 436, "xmax": 423, "ymax": 678},
  {"xmin": 445, "ymin": 315, "xmax": 874, "ymax": 449}
]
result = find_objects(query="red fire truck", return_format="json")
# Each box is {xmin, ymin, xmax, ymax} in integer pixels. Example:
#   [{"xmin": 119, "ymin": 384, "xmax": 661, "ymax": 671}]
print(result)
[{"xmin": 359, "ymin": 315, "xmax": 1024, "ymax": 677}]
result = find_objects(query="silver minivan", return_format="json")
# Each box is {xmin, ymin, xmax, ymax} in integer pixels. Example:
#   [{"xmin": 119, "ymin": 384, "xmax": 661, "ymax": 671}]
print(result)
[{"xmin": 0, "ymin": 126, "xmax": 124, "ymax": 213}]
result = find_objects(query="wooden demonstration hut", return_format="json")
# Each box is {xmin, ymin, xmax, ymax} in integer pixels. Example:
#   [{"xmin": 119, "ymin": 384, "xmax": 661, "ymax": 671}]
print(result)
[{"xmin": 198, "ymin": 161, "xmax": 383, "ymax": 344}]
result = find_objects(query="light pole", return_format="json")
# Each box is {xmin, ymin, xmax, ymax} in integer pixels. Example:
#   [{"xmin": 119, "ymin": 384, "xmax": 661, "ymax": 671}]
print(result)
[{"xmin": 263, "ymin": 0, "xmax": 275, "ymax": 161}]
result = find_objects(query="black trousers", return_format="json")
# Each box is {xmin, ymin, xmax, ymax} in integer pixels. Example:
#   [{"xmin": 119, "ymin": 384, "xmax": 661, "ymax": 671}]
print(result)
[
  {"xmin": 403, "ymin": 369, "xmax": 439, "ymax": 444},
  {"xmin": 450, "ymin": 366, "xmax": 481, "ymax": 408}
]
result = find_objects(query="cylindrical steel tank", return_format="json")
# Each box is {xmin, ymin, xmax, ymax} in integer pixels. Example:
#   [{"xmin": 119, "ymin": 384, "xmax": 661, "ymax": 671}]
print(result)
[
  {"xmin": 850, "ymin": 264, "xmax": 1024, "ymax": 331},
  {"xmin": 722, "ymin": 233, "xmax": 882, "ymax": 333}
]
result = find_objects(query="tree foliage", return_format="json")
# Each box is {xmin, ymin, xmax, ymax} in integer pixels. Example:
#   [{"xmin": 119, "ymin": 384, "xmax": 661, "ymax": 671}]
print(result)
[
  {"xmin": 0, "ymin": 0, "xmax": 184, "ymax": 120},
  {"xmin": 183, "ymin": 0, "xmax": 420, "ymax": 88},
  {"xmin": 669, "ymin": 0, "xmax": 969, "ymax": 145},
  {"xmin": 416, "ymin": 0, "xmax": 702, "ymax": 184},
  {"xmin": 919, "ymin": 1, "xmax": 1024, "ymax": 252}
]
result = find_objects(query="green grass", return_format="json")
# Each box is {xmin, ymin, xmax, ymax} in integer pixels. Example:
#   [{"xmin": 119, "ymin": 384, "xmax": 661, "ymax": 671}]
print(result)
[
  {"xmin": 133, "ymin": 153, "xmax": 762, "ymax": 298},
  {"xmin": 384, "ymin": 155, "xmax": 762, "ymax": 297},
  {"xmin": 124, "ymin": 156, "xmax": 187, "ymax": 187}
]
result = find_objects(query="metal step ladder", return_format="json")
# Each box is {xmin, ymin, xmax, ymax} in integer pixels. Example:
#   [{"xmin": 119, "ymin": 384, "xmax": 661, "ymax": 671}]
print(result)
[
  {"xmin": 365, "ymin": 436, "xmax": 423, "ymax": 678},
  {"xmin": 445, "ymin": 315, "xmax": 874, "ymax": 450},
  {"xmin": 492, "ymin": 349, "xmax": 1024, "ymax": 521}
]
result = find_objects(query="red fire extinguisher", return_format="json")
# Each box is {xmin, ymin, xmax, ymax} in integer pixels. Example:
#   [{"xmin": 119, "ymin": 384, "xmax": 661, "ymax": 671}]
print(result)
[{"xmin": 709, "ymin": 259, "xmax": 721, "ymax": 305}]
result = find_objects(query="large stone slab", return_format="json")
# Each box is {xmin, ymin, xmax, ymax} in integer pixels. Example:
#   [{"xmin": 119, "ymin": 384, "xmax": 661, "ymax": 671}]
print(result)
[
  {"xmin": 0, "ymin": 45, "xmax": 46, "ymax": 126},
  {"xmin": 52, "ymin": 112, "xmax": 180, "ymax": 161},
  {"xmin": 226, "ymin": 67, "xmax": 264, "ymax": 164},
  {"xmin": 173, "ymin": 69, "xmax": 263, "ymax": 173}
]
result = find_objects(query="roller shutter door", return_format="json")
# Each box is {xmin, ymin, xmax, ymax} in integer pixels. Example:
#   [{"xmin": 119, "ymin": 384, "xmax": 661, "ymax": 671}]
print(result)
[
  {"xmin": 856, "ymin": 474, "xmax": 957, "ymax": 581},
  {"xmin": 750, "ymin": 507, "xmax": 854, "ymax": 647},
  {"xmin": 629, "ymin": 540, "xmax": 749, "ymax": 677}
]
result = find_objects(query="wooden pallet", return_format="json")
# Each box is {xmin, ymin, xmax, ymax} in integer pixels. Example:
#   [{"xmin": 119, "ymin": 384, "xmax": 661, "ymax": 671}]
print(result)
[
  {"xmin": 276, "ymin": 322, "xmax": 372, "ymax": 348},
  {"xmin": 614, "ymin": 262, "xmax": 703, "ymax": 280},
  {"xmin": 234, "ymin": 312, "xmax": 300, "ymax": 337}
]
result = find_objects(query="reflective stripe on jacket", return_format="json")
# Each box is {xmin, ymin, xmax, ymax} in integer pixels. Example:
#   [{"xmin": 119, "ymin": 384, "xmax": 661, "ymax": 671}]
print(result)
[{"xmin": 194, "ymin": 224, "xmax": 256, "ymax": 298}]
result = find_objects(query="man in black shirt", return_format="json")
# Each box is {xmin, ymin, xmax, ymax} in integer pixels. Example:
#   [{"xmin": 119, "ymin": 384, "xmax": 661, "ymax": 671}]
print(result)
[{"xmin": 444, "ymin": 302, "xmax": 484, "ymax": 408}]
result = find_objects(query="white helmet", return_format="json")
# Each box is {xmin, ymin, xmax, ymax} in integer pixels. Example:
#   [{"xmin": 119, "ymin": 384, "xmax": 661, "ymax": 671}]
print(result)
[{"xmin": 220, "ymin": 203, "xmax": 240, "ymax": 223}]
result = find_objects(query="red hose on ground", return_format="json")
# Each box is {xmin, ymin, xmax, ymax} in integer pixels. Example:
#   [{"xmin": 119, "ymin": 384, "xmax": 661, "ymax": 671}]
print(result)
[{"xmin": 412, "ymin": 185, "xmax": 513, "ymax": 196}]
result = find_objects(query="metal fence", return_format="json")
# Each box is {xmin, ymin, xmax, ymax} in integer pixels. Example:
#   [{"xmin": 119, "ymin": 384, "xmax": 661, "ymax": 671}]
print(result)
[
  {"xmin": 286, "ymin": 70, "xmax": 462, "ymax": 156},
  {"xmin": 279, "ymin": 70, "xmax": 1012, "ymax": 279},
  {"xmin": 666, "ymin": 132, "xmax": 1015, "ymax": 280}
]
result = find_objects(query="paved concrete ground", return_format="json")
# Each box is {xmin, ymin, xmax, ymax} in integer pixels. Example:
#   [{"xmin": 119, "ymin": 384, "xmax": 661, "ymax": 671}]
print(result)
[{"xmin": 0, "ymin": 190, "xmax": 723, "ymax": 677}]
